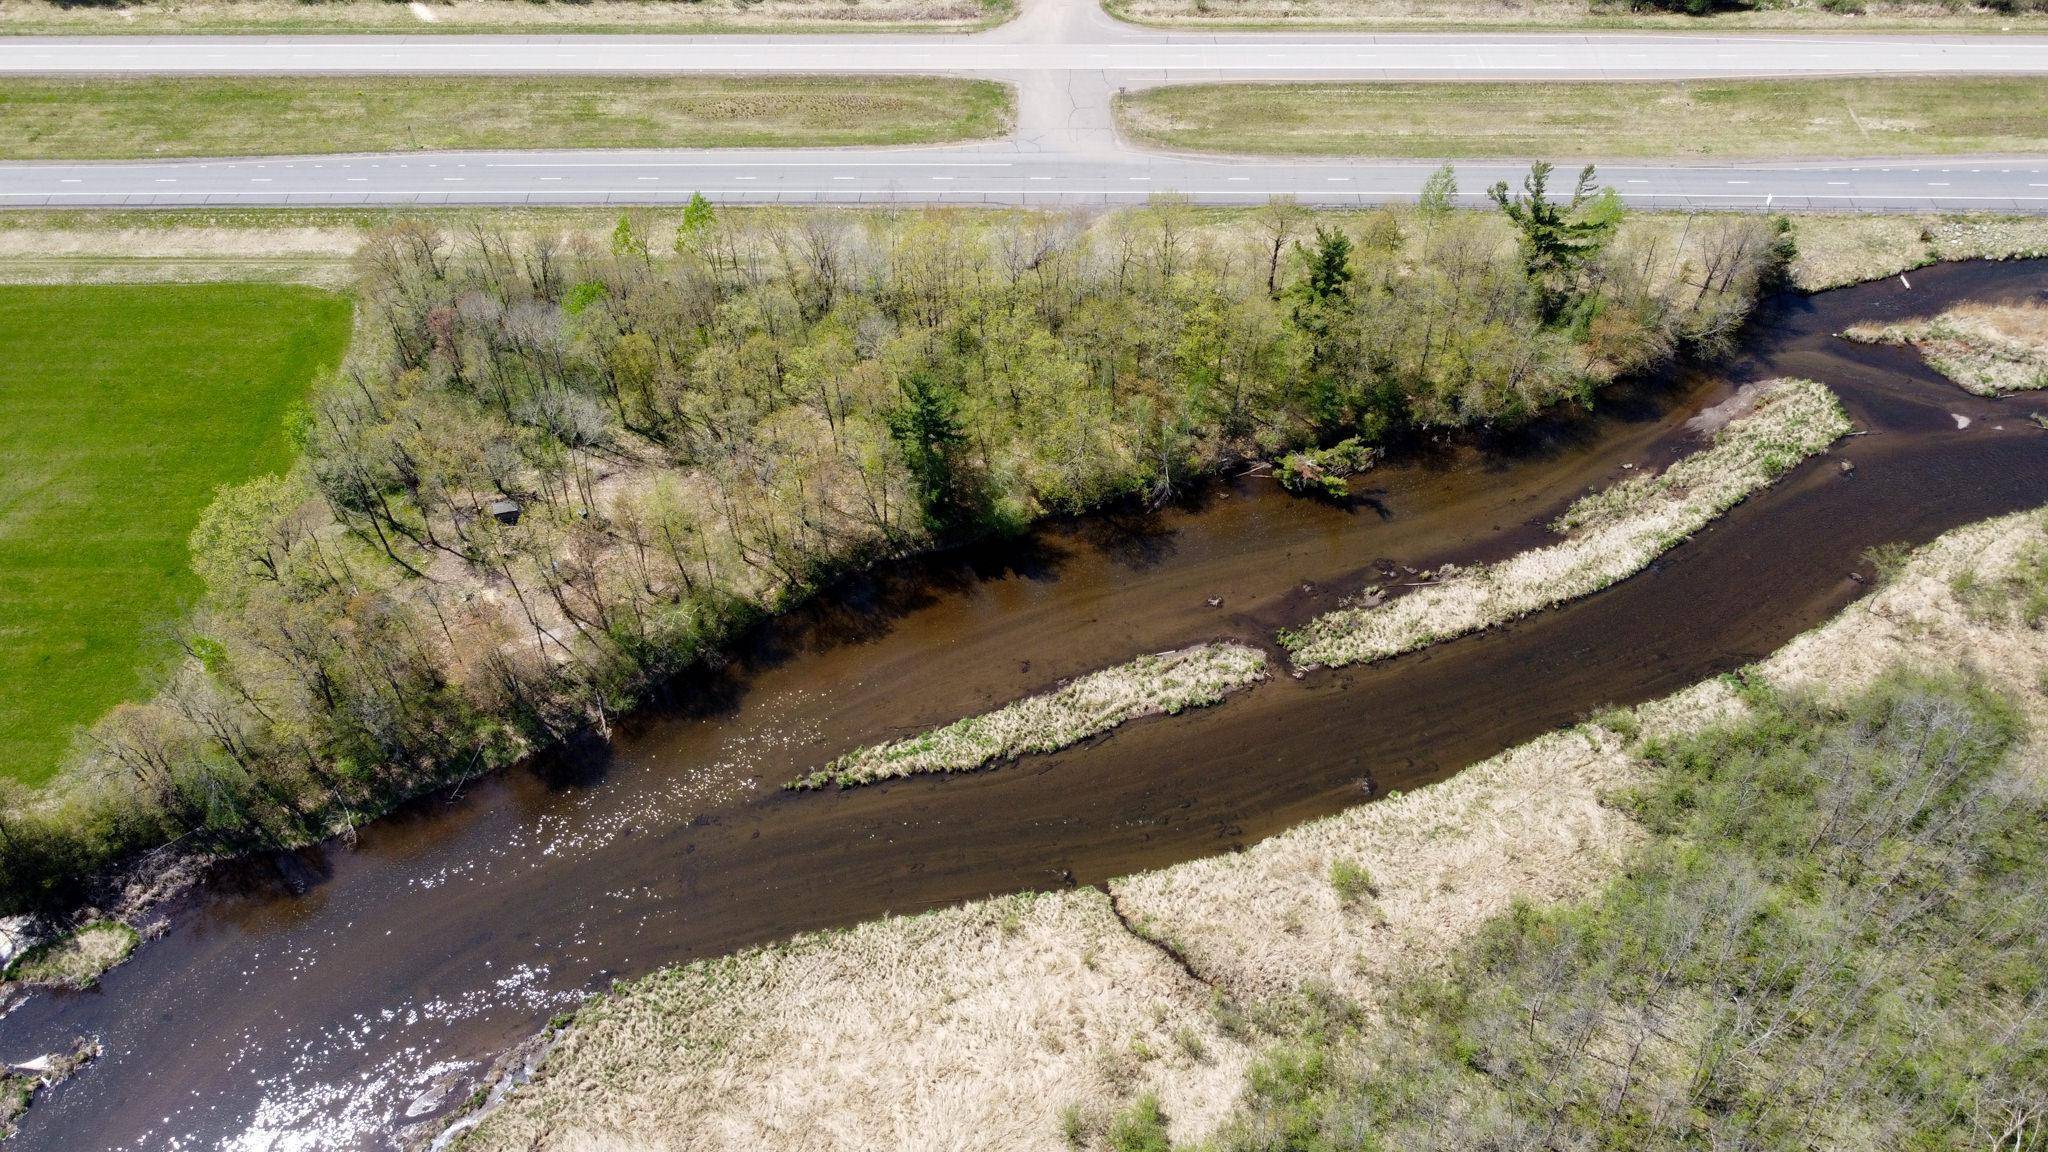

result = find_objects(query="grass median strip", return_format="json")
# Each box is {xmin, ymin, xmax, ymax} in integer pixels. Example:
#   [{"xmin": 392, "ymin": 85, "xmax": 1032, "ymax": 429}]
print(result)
[
  {"xmin": 0, "ymin": 0, "xmax": 1009, "ymax": 35},
  {"xmin": 0, "ymin": 75, "xmax": 1012, "ymax": 160},
  {"xmin": 1846, "ymin": 302, "xmax": 2048, "ymax": 396},
  {"xmin": 789, "ymin": 643, "xmax": 1269, "ymax": 790},
  {"xmin": 1116, "ymin": 76, "xmax": 2048, "ymax": 160},
  {"xmin": 1281, "ymin": 379, "xmax": 1850, "ymax": 672}
]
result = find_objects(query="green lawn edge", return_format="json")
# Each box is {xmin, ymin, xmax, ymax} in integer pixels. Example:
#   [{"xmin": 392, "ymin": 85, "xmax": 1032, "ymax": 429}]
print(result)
[{"xmin": 0, "ymin": 283, "xmax": 353, "ymax": 786}]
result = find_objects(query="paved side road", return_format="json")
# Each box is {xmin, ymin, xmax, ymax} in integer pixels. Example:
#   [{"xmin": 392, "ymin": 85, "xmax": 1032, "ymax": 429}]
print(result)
[{"xmin": 6, "ymin": 150, "xmax": 2045, "ymax": 211}]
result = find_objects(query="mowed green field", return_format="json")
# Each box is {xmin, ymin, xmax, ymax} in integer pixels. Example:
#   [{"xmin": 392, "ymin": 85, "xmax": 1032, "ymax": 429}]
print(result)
[{"xmin": 0, "ymin": 284, "xmax": 351, "ymax": 786}]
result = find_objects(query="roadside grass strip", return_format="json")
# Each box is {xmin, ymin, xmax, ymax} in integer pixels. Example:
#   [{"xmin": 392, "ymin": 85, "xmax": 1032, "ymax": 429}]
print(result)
[
  {"xmin": 1281, "ymin": 378, "xmax": 1850, "ymax": 670},
  {"xmin": 789, "ymin": 642, "xmax": 1269, "ymax": 789},
  {"xmin": 1845, "ymin": 302, "xmax": 2048, "ymax": 396}
]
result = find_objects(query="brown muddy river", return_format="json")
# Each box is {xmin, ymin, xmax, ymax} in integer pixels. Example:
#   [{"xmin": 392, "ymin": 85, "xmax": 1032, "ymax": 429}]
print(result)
[{"xmin": 5, "ymin": 260, "xmax": 2047, "ymax": 1151}]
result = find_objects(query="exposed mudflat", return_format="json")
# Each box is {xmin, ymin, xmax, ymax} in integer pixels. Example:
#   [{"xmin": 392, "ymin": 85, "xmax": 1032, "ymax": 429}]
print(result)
[{"xmin": 3, "ymin": 259, "xmax": 2044, "ymax": 1152}]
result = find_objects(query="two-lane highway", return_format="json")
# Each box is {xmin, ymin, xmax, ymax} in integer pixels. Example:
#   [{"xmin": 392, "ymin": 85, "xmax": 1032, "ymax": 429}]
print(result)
[
  {"xmin": 5, "ymin": 11, "xmax": 2048, "ymax": 209},
  {"xmin": 7, "ymin": 150, "xmax": 2048, "ymax": 211},
  {"xmin": 4, "ymin": 0, "xmax": 2048, "ymax": 209},
  {"xmin": 2, "ymin": 33, "xmax": 2044, "ymax": 74}
]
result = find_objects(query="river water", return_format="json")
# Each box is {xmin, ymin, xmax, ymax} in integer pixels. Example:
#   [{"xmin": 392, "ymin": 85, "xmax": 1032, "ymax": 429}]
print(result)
[{"xmin": 4, "ymin": 260, "xmax": 2046, "ymax": 1151}]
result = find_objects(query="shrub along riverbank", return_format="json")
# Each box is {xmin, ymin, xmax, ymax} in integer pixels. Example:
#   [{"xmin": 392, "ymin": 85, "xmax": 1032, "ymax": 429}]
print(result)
[{"xmin": 0, "ymin": 176, "xmax": 1793, "ymax": 914}]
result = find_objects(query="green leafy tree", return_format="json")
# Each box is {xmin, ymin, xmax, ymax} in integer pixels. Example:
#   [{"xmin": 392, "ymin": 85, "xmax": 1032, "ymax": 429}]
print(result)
[
  {"xmin": 675, "ymin": 193, "xmax": 715, "ymax": 255},
  {"xmin": 1299, "ymin": 225, "xmax": 1354, "ymax": 304},
  {"xmin": 188, "ymin": 473, "xmax": 311, "ymax": 609},
  {"xmin": 1488, "ymin": 162, "xmax": 1624, "ymax": 324},
  {"xmin": 1290, "ymin": 224, "xmax": 1383, "ymax": 433},
  {"xmin": 1290, "ymin": 224, "xmax": 1354, "ymax": 371},
  {"xmin": 1418, "ymin": 162, "xmax": 1459, "ymax": 221},
  {"xmin": 885, "ymin": 370, "xmax": 984, "ymax": 534},
  {"xmin": 610, "ymin": 213, "xmax": 649, "ymax": 266}
]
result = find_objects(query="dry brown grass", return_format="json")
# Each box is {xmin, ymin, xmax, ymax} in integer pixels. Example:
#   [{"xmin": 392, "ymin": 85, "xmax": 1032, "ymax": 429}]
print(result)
[
  {"xmin": 460, "ymin": 888, "xmax": 1252, "ymax": 1152},
  {"xmin": 1788, "ymin": 215, "xmax": 2048, "ymax": 292},
  {"xmin": 1760, "ymin": 508, "xmax": 2048, "ymax": 732},
  {"xmin": 1106, "ymin": 686, "xmax": 1732, "ymax": 1004},
  {"xmin": 0, "ymin": 222, "xmax": 361, "ymax": 287},
  {"xmin": 791, "ymin": 642, "xmax": 1268, "ymax": 789},
  {"xmin": 1, "ymin": 920, "xmax": 138, "ymax": 989},
  {"xmin": 1845, "ymin": 301, "xmax": 2048, "ymax": 395},
  {"xmin": 1115, "ymin": 504, "xmax": 2048, "ymax": 1011}
]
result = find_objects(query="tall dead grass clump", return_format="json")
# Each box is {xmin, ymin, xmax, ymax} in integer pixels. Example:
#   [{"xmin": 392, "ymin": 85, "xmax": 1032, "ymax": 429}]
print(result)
[
  {"xmin": 789, "ymin": 642, "xmax": 1268, "ymax": 788},
  {"xmin": 1845, "ymin": 301, "xmax": 2048, "ymax": 395},
  {"xmin": 1282, "ymin": 378, "xmax": 1849, "ymax": 670}
]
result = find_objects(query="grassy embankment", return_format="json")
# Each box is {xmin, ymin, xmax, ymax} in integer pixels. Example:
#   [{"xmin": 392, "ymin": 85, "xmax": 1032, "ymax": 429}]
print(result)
[
  {"xmin": 1848, "ymin": 301, "xmax": 2048, "ymax": 395},
  {"xmin": 1117, "ymin": 76, "xmax": 2048, "ymax": 159},
  {"xmin": 457, "ymin": 504, "xmax": 2048, "ymax": 1151},
  {"xmin": 1282, "ymin": 378, "xmax": 1850, "ymax": 670},
  {"xmin": 2, "ymin": 207, "xmax": 2046, "ymax": 293},
  {"xmin": 0, "ymin": 284, "xmax": 352, "ymax": 787},
  {"xmin": 1788, "ymin": 215, "xmax": 2048, "ymax": 290},
  {"xmin": 0, "ymin": 0, "xmax": 1011, "ymax": 35},
  {"xmin": 790, "ymin": 643, "xmax": 1269, "ymax": 789},
  {"xmin": 0, "ymin": 76, "xmax": 1012, "ymax": 160},
  {"xmin": 1104, "ymin": 0, "xmax": 2048, "ymax": 31}
]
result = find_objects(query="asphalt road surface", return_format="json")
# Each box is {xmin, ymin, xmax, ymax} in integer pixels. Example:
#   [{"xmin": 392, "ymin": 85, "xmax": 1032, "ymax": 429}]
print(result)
[{"xmin": 7, "ymin": 151, "xmax": 2048, "ymax": 211}]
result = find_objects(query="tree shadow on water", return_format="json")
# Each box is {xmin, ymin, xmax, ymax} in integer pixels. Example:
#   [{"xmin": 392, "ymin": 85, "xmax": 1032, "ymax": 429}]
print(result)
[
  {"xmin": 1067, "ymin": 505, "xmax": 1181, "ymax": 571},
  {"xmin": 525, "ymin": 726, "xmax": 617, "ymax": 792},
  {"xmin": 597, "ymin": 529, "xmax": 1081, "ymax": 748}
]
